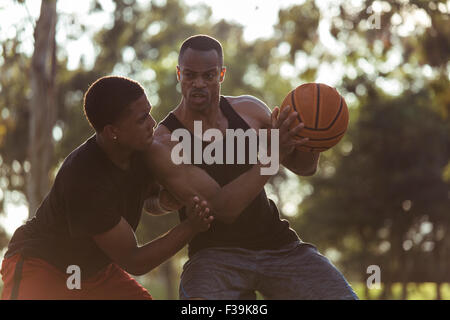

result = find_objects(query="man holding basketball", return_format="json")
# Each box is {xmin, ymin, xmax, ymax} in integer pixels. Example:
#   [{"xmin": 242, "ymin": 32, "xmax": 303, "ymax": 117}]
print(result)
[{"xmin": 146, "ymin": 35, "xmax": 358, "ymax": 300}]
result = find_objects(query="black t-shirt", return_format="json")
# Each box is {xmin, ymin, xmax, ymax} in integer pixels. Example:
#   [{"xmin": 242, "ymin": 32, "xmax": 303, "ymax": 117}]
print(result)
[{"xmin": 5, "ymin": 135, "xmax": 152, "ymax": 279}]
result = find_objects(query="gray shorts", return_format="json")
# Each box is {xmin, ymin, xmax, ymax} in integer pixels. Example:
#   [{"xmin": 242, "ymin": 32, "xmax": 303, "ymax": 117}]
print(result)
[{"xmin": 179, "ymin": 241, "xmax": 358, "ymax": 300}]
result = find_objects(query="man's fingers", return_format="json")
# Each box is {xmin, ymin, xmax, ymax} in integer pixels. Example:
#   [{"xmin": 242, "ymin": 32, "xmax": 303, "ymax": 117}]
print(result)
[
  {"xmin": 275, "ymin": 105, "xmax": 291, "ymax": 128},
  {"xmin": 199, "ymin": 201, "xmax": 208, "ymax": 215},
  {"xmin": 289, "ymin": 122, "xmax": 305, "ymax": 136},
  {"xmin": 271, "ymin": 107, "xmax": 279, "ymax": 128},
  {"xmin": 293, "ymin": 137, "xmax": 309, "ymax": 146},
  {"xmin": 200, "ymin": 207, "xmax": 209, "ymax": 217},
  {"xmin": 280, "ymin": 112, "xmax": 297, "ymax": 133},
  {"xmin": 198, "ymin": 206, "xmax": 211, "ymax": 221}
]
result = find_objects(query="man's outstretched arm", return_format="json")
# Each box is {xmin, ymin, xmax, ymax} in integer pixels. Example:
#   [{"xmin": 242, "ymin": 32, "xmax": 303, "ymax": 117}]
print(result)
[
  {"xmin": 145, "ymin": 106, "xmax": 307, "ymax": 224},
  {"xmin": 93, "ymin": 197, "xmax": 212, "ymax": 276}
]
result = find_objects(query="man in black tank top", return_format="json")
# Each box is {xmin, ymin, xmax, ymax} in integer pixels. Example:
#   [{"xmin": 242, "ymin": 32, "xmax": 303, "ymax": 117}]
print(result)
[{"xmin": 145, "ymin": 35, "xmax": 358, "ymax": 299}]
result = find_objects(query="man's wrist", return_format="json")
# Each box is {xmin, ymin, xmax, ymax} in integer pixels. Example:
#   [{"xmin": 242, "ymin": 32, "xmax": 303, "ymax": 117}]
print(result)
[{"xmin": 145, "ymin": 197, "xmax": 171, "ymax": 214}]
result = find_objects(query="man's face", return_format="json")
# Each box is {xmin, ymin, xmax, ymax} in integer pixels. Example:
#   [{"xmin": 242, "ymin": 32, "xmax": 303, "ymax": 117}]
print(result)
[
  {"xmin": 114, "ymin": 94, "xmax": 156, "ymax": 151},
  {"xmin": 177, "ymin": 48, "xmax": 226, "ymax": 112}
]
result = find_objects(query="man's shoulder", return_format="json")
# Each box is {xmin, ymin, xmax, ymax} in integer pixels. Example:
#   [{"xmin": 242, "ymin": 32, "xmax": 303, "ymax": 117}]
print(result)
[
  {"xmin": 57, "ymin": 136, "xmax": 110, "ymax": 185},
  {"xmin": 225, "ymin": 95, "xmax": 269, "ymax": 111},
  {"xmin": 224, "ymin": 95, "xmax": 271, "ymax": 127}
]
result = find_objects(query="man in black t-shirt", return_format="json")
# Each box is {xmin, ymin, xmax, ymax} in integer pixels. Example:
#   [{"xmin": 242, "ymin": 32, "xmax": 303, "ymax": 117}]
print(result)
[{"xmin": 1, "ymin": 76, "xmax": 213, "ymax": 300}]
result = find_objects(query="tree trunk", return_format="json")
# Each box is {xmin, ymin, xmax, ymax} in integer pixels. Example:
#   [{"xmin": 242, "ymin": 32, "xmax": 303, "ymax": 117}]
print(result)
[
  {"xmin": 436, "ymin": 282, "xmax": 442, "ymax": 300},
  {"xmin": 27, "ymin": 0, "xmax": 57, "ymax": 218},
  {"xmin": 401, "ymin": 281, "xmax": 408, "ymax": 300},
  {"xmin": 382, "ymin": 282, "xmax": 392, "ymax": 300},
  {"xmin": 400, "ymin": 253, "xmax": 409, "ymax": 300}
]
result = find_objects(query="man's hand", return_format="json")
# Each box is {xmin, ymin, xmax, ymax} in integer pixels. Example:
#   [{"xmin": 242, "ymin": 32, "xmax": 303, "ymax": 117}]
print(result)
[
  {"xmin": 185, "ymin": 196, "xmax": 214, "ymax": 233},
  {"xmin": 270, "ymin": 105, "xmax": 309, "ymax": 162}
]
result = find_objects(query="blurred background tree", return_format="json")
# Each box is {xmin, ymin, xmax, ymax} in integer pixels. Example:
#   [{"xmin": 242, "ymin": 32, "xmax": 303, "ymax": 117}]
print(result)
[{"xmin": 0, "ymin": 0, "xmax": 448, "ymax": 299}]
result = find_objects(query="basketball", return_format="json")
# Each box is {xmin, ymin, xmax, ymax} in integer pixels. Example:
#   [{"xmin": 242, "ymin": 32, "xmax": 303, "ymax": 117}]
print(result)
[{"xmin": 280, "ymin": 83, "xmax": 349, "ymax": 152}]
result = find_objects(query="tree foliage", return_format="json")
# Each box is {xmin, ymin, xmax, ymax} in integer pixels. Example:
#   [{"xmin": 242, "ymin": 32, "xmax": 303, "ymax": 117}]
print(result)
[{"xmin": 0, "ymin": 0, "xmax": 449, "ymax": 299}]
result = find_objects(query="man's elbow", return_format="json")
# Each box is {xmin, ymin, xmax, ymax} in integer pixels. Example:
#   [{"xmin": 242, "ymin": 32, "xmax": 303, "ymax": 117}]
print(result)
[
  {"xmin": 288, "ymin": 166, "xmax": 317, "ymax": 176},
  {"xmin": 122, "ymin": 258, "xmax": 156, "ymax": 276},
  {"xmin": 299, "ymin": 167, "xmax": 317, "ymax": 176},
  {"xmin": 126, "ymin": 266, "xmax": 149, "ymax": 276},
  {"xmin": 118, "ymin": 250, "xmax": 151, "ymax": 276}
]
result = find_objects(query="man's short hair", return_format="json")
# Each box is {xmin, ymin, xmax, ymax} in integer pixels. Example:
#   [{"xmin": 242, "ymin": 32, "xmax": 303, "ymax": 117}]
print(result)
[
  {"xmin": 83, "ymin": 76, "xmax": 145, "ymax": 132},
  {"xmin": 178, "ymin": 35, "xmax": 224, "ymax": 66}
]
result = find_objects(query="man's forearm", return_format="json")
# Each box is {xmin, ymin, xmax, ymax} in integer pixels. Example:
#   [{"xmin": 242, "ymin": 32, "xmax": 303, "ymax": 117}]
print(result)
[
  {"xmin": 208, "ymin": 151, "xmax": 320, "ymax": 224},
  {"xmin": 208, "ymin": 163, "xmax": 271, "ymax": 224},
  {"xmin": 283, "ymin": 149, "xmax": 320, "ymax": 176},
  {"xmin": 126, "ymin": 220, "xmax": 196, "ymax": 275}
]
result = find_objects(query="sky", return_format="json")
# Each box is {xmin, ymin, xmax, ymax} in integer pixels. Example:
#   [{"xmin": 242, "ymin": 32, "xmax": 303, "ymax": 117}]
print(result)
[{"xmin": 184, "ymin": 0, "xmax": 306, "ymax": 40}]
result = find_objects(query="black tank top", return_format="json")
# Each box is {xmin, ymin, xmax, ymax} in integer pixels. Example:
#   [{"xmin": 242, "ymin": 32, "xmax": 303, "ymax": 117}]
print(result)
[{"xmin": 161, "ymin": 96, "xmax": 299, "ymax": 257}]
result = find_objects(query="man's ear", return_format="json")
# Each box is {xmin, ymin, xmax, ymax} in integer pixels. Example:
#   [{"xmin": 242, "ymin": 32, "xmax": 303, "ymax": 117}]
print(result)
[
  {"xmin": 103, "ymin": 124, "xmax": 119, "ymax": 142},
  {"xmin": 176, "ymin": 66, "xmax": 181, "ymax": 81},
  {"xmin": 219, "ymin": 67, "xmax": 226, "ymax": 83}
]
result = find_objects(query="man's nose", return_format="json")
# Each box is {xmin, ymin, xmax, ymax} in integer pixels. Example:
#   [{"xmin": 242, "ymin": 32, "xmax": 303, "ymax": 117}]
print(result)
[{"xmin": 193, "ymin": 76, "xmax": 206, "ymax": 88}]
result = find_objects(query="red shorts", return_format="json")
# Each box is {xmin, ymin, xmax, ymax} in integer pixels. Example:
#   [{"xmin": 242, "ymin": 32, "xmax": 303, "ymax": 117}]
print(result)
[{"xmin": 1, "ymin": 254, "xmax": 152, "ymax": 300}]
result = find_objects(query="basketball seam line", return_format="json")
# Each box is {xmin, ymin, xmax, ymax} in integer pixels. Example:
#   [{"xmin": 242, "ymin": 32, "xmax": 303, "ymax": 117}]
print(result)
[
  {"xmin": 291, "ymin": 90, "xmax": 303, "ymax": 123},
  {"xmin": 291, "ymin": 85, "xmax": 345, "ymax": 131},
  {"xmin": 326, "ymin": 95, "xmax": 344, "ymax": 129},
  {"xmin": 315, "ymin": 83, "xmax": 320, "ymax": 129},
  {"xmin": 300, "ymin": 96, "xmax": 344, "ymax": 131},
  {"xmin": 300, "ymin": 145, "xmax": 328, "ymax": 150},
  {"xmin": 297, "ymin": 130, "xmax": 346, "ymax": 141}
]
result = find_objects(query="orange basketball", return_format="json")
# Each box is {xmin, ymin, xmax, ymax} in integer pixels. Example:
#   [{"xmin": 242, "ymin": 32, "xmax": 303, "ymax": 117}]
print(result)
[{"xmin": 280, "ymin": 83, "xmax": 349, "ymax": 152}]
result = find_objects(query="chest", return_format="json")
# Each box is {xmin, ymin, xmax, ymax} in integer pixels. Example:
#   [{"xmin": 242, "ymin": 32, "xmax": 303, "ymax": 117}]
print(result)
[{"xmin": 109, "ymin": 165, "xmax": 150, "ymax": 230}]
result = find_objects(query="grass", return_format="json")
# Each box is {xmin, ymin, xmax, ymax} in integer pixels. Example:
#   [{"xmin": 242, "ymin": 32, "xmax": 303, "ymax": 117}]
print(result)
[
  {"xmin": 352, "ymin": 282, "xmax": 450, "ymax": 300},
  {"xmin": 139, "ymin": 278, "xmax": 450, "ymax": 300},
  {"xmin": 2, "ymin": 278, "xmax": 449, "ymax": 300}
]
